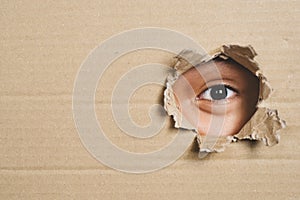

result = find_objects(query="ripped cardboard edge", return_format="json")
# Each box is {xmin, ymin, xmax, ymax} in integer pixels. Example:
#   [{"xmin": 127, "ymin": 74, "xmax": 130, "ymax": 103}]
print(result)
[
  {"xmin": 197, "ymin": 107, "xmax": 286, "ymax": 153},
  {"xmin": 164, "ymin": 44, "xmax": 286, "ymax": 153},
  {"xmin": 173, "ymin": 45, "xmax": 273, "ymax": 102},
  {"xmin": 164, "ymin": 73, "xmax": 196, "ymax": 131}
]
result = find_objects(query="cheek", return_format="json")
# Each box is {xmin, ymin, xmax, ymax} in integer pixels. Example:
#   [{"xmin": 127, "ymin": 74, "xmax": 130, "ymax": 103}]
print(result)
[
  {"xmin": 196, "ymin": 99, "xmax": 254, "ymax": 136},
  {"xmin": 196, "ymin": 110, "xmax": 239, "ymax": 136}
]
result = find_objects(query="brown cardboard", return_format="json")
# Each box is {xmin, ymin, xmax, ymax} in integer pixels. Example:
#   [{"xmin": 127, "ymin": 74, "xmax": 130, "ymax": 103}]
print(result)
[{"xmin": 1, "ymin": 1, "xmax": 300, "ymax": 200}]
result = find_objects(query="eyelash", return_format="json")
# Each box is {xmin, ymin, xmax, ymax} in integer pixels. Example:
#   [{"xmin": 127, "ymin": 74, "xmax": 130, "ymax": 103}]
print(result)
[{"xmin": 196, "ymin": 84, "xmax": 238, "ymax": 102}]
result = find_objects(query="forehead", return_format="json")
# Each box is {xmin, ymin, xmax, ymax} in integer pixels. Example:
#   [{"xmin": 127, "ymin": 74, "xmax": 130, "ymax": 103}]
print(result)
[{"xmin": 181, "ymin": 60, "xmax": 256, "ymax": 85}]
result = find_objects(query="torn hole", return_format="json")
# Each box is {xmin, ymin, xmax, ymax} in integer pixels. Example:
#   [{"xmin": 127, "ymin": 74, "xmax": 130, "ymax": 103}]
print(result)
[{"xmin": 163, "ymin": 44, "xmax": 286, "ymax": 154}]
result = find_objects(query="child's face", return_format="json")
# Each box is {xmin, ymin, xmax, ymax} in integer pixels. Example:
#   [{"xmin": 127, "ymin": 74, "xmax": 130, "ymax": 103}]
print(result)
[{"xmin": 172, "ymin": 59, "xmax": 259, "ymax": 136}]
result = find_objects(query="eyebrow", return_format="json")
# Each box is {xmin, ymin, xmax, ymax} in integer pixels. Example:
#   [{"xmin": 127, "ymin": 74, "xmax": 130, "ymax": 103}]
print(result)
[{"xmin": 183, "ymin": 62, "xmax": 247, "ymax": 92}]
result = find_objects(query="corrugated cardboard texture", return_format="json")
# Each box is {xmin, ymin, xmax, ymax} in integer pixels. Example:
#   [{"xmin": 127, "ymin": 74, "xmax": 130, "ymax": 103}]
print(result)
[{"xmin": 1, "ymin": 1, "xmax": 299, "ymax": 199}]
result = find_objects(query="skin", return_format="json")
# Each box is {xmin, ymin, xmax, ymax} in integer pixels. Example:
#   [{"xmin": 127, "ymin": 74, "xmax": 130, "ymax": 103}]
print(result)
[{"xmin": 172, "ymin": 58, "xmax": 259, "ymax": 136}]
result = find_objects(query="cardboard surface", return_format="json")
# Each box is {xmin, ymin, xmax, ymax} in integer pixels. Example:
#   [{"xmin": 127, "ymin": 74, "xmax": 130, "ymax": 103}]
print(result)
[{"xmin": 1, "ymin": 1, "xmax": 299, "ymax": 199}]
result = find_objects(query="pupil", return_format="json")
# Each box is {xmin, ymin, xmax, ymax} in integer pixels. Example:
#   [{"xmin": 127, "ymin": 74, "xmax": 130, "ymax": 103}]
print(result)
[{"xmin": 210, "ymin": 85, "xmax": 227, "ymax": 100}]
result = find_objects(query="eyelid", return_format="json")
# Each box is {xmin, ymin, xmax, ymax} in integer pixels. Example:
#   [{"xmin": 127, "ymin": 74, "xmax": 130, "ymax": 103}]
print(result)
[
  {"xmin": 198, "ymin": 81, "xmax": 239, "ymax": 96},
  {"xmin": 196, "ymin": 84, "xmax": 239, "ymax": 102},
  {"xmin": 198, "ymin": 79, "xmax": 233, "ymax": 92},
  {"xmin": 220, "ymin": 84, "xmax": 238, "ymax": 94}
]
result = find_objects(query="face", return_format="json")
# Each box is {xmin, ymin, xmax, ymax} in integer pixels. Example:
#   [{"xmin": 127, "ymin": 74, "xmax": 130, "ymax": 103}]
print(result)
[{"xmin": 172, "ymin": 59, "xmax": 259, "ymax": 136}]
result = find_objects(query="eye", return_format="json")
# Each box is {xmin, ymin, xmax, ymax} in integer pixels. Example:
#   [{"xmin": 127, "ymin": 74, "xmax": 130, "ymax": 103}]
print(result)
[{"xmin": 197, "ymin": 84, "xmax": 237, "ymax": 101}]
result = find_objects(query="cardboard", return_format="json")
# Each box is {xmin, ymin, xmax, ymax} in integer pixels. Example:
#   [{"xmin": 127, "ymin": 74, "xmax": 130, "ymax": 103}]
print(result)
[{"xmin": 1, "ymin": 1, "xmax": 299, "ymax": 200}]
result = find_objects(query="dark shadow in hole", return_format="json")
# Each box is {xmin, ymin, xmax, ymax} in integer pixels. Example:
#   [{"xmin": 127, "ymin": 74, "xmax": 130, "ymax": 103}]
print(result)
[
  {"xmin": 167, "ymin": 117, "xmax": 176, "ymax": 130},
  {"xmin": 158, "ymin": 86, "xmax": 166, "ymax": 107},
  {"xmin": 241, "ymin": 139, "xmax": 260, "ymax": 150},
  {"xmin": 237, "ymin": 139, "xmax": 262, "ymax": 159},
  {"xmin": 190, "ymin": 137, "xmax": 199, "ymax": 153},
  {"xmin": 184, "ymin": 137, "xmax": 214, "ymax": 161}
]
